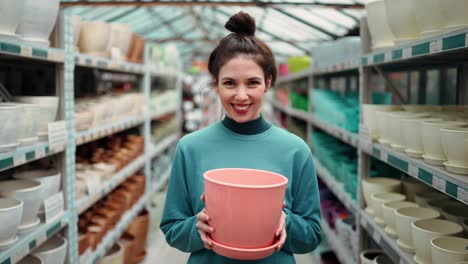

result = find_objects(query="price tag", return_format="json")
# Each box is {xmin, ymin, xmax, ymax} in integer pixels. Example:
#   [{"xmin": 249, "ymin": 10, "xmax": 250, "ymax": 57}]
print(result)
[
  {"xmin": 430, "ymin": 39, "xmax": 442, "ymax": 53},
  {"xmin": 457, "ymin": 187, "xmax": 468, "ymax": 204},
  {"xmin": 465, "ymin": 33, "xmax": 468, "ymax": 48},
  {"xmin": 14, "ymin": 154, "xmax": 26, "ymax": 166},
  {"xmin": 433, "ymin": 177, "xmax": 446, "ymax": 192},
  {"xmin": 21, "ymin": 46, "xmax": 33, "ymax": 57},
  {"xmin": 80, "ymin": 248, "xmax": 93, "ymax": 264},
  {"xmin": 385, "ymin": 52, "xmax": 392, "ymax": 62},
  {"xmin": 44, "ymin": 191, "xmax": 64, "ymax": 223},
  {"xmin": 48, "ymin": 121, "xmax": 67, "ymax": 152},
  {"xmin": 12, "ymin": 244, "xmax": 29, "ymax": 263},
  {"xmin": 380, "ymin": 151, "xmax": 388, "ymax": 162},
  {"xmin": 408, "ymin": 164, "xmax": 418, "ymax": 177},
  {"xmin": 36, "ymin": 148, "xmax": 46, "ymax": 159}
]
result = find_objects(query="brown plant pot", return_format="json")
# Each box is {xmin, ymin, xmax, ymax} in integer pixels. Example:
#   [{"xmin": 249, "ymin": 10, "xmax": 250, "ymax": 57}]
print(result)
[
  {"xmin": 119, "ymin": 233, "xmax": 136, "ymax": 264},
  {"xmin": 126, "ymin": 210, "xmax": 149, "ymax": 260},
  {"xmin": 78, "ymin": 232, "xmax": 90, "ymax": 256}
]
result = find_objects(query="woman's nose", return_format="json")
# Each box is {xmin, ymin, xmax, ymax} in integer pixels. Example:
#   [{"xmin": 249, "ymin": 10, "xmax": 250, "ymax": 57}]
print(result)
[{"xmin": 234, "ymin": 87, "xmax": 248, "ymax": 100}]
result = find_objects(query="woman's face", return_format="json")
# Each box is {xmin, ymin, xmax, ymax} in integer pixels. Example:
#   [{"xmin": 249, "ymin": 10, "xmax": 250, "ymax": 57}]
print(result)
[{"xmin": 215, "ymin": 56, "xmax": 271, "ymax": 123}]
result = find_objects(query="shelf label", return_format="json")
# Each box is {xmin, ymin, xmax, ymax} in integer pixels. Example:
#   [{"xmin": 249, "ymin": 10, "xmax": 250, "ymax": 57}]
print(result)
[
  {"xmin": 36, "ymin": 148, "xmax": 46, "ymax": 159},
  {"xmin": 21, "ymin": 46, "xmax": 33, "ymax": 57},
  {"xmin": 457, "ymin": 187, "xmax": 468, "ymax": 204},
  {"xmin": 430, "ymin": 39, "xmax": 442, "ymax": 53},
  {"xmin": 48, "ymin": 121, "xmax": 67, "ymax": 152},
  {"xmin": 380, "ymin": 151, "xmax": 388, "ymax": 162},
  {"xmin": 433, "ymin": 177, "xmax": 446, "ymax": 192},
  {"xmin": 408, "ymin": 164, "xmax": 418, "ymax": 177},
  {"xmin": 44, "ymin": 191, "xmax": 64, "ymax": 223},
  {"xmin": 403, "ymin": 48, "xmax": 411, "ymax": 59},
  {"xmin": 13, "ymin": 154, "xmax": 26, "ymax": 166}
]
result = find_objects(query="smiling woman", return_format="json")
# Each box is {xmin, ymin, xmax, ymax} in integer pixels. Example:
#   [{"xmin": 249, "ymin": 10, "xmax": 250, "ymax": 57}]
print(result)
[{"xmin": 160, "ymin": 11, "xmax": 323, "ymax": 264}]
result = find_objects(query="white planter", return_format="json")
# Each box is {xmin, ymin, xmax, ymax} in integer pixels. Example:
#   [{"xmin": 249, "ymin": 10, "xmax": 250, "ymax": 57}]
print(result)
[
  {"xmin": 0, "ymin": 0, "xmax": 25, "ymax": 38},
  {"xmin": 0, "ymin": 198, "xmax": 23, "ymax": 249},
  {"xmin": 440, "ymin": 0, "xmax": 468, "ymax": 33},
  {"xmin": 412, "ymin": 0, "xmax": 445, "ymax": 38},
  {"xmin": 412, "ymin": 219, "xmax": 463, "ymax": 264},
  {"xmin": 441, "ymin": 127, "xmax": 468, "ymax": 167},
  {"xmin": 360, "ymin": 249, "xmax": 384, "ymax": 264},
  {"xmin": 401, "ymin": 178, "xmax": 431, "ymax": 201},
  {"xmin": 17, "ymin": 103, "xmax": 40, "ymax": 146},
  {"xmin": 32, "ymin": 236, "xmax": 67, "ymax": 264},
  {"xmin": 389, "ymin": 112, "xmax": 429, "ymax": 151},
  {"xmin": 402, "ymin": 117, "xmax": 442, "ymax": 158},
  {"xmin": 432, "ymin": 236, "xmax": 468, "ymax": 264},
  {"xmin": 18, "ymin": 256, "xmax": 42, "ymax": 264},
  {"xmin": 384, "ymin": 0, "xmax": 420, "ymax": 44},
  {"xmin": 0, "ymin": 104, "xmax": 21, "ymax": 152},
  {"xmin": 0, "ymin": 180, "xmax": 43, "ymax": 232},
  {"xmin": 373, "ymin": 254, "xmax": 394, "ymax": 264},
  {"xmin": 370, "ymin": 192, "xmax": 406, "ymax": 226},
  {"xmin": 14, "ymin": 96, "xmax": 59, "ymax": 135},
  {"xmin": 395, "ymin": 207, "xmax": 440, "ymax": 253},
  {"xmin": 78, "ymin": 21, "xmax": 111, "ymax": 57},
  {"xmin": 376, "ymin": 110, "xmax": 403, "ymax": 145},
  {"xmin": 382, "ymin": 201, "xmax": 418, "ymax": 238},
  {"xmin": 414, "ymin": 191, "xmax": 448, "ymax": 206},
  {"xmin": 16, "ymin": 0, "xmax": 60, "ymax": 46},
  {"xmin": 362, "ymin": 178, "xmax": 401, "ymax": 215}
]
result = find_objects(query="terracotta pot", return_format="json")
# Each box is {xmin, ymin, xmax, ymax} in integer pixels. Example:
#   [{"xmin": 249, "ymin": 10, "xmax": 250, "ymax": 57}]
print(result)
[
  {"xmin": 103, "ymin": 200, "xmax": 124, "ymax": 220},
  {"xmin": 121, "ymin": 182, "xmax": 140, "ymax": 203},
  {"xmin": 126, "ymin": 33, "xmax": 137, "ymax": 60},
  {"xmin": 87, "ymin": 225, "xmax": 104, "ymax": 250},
  {"xmin": 110, "ymin": 189, "xmax": 133, "ymax": 210},
  {"xmin": 89, "ymin": 215, "xmax": 109, "ymax": 234},
  {"xmin": 78, "ymin": 232, "xmax": 89, "ymax": 256},
  {"xmin": 119, "ymin": 233, "xmax": 136, "ymax": 264},
  {"xmin": 95, "ymin": 207, "xmax": 119, "ymax": 228},
  {"xmin": 129, "ymin": 35, "xmax": 145, "ymax": 63},
  {"xmin": 126, "ymin": 210, "xmax": 149, "ymax": 260}
]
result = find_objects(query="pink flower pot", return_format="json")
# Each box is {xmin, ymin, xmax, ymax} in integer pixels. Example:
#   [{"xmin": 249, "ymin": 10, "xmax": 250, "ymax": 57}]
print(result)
[{"xmin": 204, "ymin": 168, "xmax": 288, "ymax": 249}]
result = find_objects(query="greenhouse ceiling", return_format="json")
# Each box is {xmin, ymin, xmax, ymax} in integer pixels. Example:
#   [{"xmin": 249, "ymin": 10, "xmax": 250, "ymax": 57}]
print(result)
[{"xmin": 61, "ymin": 0, "xmax": 368, "ymax": 67}]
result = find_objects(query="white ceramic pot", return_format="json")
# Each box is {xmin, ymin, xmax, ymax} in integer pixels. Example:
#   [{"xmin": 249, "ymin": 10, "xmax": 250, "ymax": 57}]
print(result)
[
  {"xmin": 0, "ymin": 104, "xmax": 21, "ymax": 152},
  {"xmin": 389, "ymin": 112, "xmax": 429, "ymax": 151},
  {"xmin": 370, "ymin": 192, "xmax": 406, "ymax": 226},
  {"xmin": 16, "ymin": 0, "xmax": 60, "ymax": 46},
  {"xmin": 71, "ymin": 15, "xmax": 81, "ymax": 50},
  {"xmin": 401, "ymin": 178, "xmax": 431, "ymax": 201},
  {"xmin": 441, "ymin": 127, "xmax": 468, "ymax": 167},
  {"xmin": 17, "ymin": 255, "xmax": 43, "ymax": 264},
  {"xmin": 376, "ymin": 111, "xmax": 403, "ymax": 145},
  {"xmin": 421, "ymin": 121, "xmax": 467, "ymax": 165},
  {"xmin": 412, "ymin": 0, "xmax": 445, "ymax": 38},
  {"xmin": 78, "ymin": 21, "xmax": 111, "ymax": 56},
  {"xmin": 98, "ymin": 243, "xmax": 123, "ymax": 264},
  {"xmin": 384, "ymin": 0, "xmax": 420, "ymax": 44},
  {"xmin": 412, "ymin": 219, "xmax": 463, "ymax": 264},
  {"xmin": 0, "ymin": 198, "xmax": 23, "ymax": 248},
  {"xmin": 427, "ymin": 198, "xmax": 461, "ymax": 214},
  {"xmin": 395, "ymin": 207, "xmax": 440, "ymax": 253},
  {"xmin": 13, "ymin": 170, "xmax": 61, "ymax": 213},
  {"xmin": 17, "ymin": 103, "xmax": 40, "ymax": 145},
  {"xmin": 414, "ymin": 191, "xmax": 448, "ymax": 206},
  {"xmin": 382, "ymin": 201, "xmax": 419, "ymax": 238},
  {"xmin": 108, "ymin": 23, "xmax": 132, "ymax": 60},
  {"xmin": 432, "ymin": 236, "xmax": 468, "ymax": 264},
  {"xmin": 360, "ymin": 249, "xmax": 384, "ymax": 264},
  {"xmin": 440, "ymin": 0, "xmax": 468, "ymax": 33},
  {"xmin": 32, "ymin": 235, "xmax": 67, "ymax": 264},
  {"xmin": 366, "ymin": 0, "xmax": 395, "ymax": 50},
  {"xmin": 0, "ymin": 180, "xmax": 43, "ymax": 231},
  {"xmin": 14, "ymin": 96, "xmax": 59, "ymax": 135},
  {"xmin": 373, "ymin": 254, "xmax": 395, "ymax": 264},
  {"xmin": 0, "ymin": 0, "xmax": 25, "ymax": 37},
  {"xmin": 441, "ymin": 205, "xmax": 468, "ymax": 225},
  {"xmin": 362, "ymin": 178, "xmax": 401, "ymax": 216},
  {"xmin": 402, "ymin": 117, "xmax": 442, "ymax": 159}
]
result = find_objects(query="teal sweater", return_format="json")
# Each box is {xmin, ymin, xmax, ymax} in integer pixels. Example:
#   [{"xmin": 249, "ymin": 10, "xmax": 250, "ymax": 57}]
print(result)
[{"xmin": 160, "ymin": 116, "xmax": 323, "ymax": 263}]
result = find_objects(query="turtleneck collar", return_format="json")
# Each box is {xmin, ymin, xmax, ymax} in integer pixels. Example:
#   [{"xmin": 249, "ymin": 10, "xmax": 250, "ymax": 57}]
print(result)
[{"xmin": 221, "ymin": 114, "xmax": 272, "ymax": 135}]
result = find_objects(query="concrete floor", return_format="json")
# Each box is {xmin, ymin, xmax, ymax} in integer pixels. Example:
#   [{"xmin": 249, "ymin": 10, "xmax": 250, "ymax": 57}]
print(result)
[{"xmin": 143, "ymin": 230, "xmax": 317, "ymax": 264}]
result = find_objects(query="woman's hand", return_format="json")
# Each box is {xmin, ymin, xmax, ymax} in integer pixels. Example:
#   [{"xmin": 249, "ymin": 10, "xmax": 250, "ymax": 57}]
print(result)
[
  {"xmin": 275, "ymin": 211, "xmax": 287, "ymax": 251},
  {"xmin": 196, "ymin": 194, "xmax": 214, "ymax": 249}
]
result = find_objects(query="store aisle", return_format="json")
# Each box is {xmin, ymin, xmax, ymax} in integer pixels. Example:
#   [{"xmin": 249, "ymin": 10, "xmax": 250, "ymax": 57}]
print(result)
[{"xmin": 144, "ymin": 230, "xmax": 317, "ymax": 263}]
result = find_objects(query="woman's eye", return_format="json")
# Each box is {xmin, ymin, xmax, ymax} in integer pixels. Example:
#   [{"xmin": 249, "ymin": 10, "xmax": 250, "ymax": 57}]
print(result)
[
  {"xmin": 223, "ymin": 81, "xmax": 234, "ymax": 86},
  {"xmin": 249, "ymin": 81, "xmax": 260, "ymax": 86}
]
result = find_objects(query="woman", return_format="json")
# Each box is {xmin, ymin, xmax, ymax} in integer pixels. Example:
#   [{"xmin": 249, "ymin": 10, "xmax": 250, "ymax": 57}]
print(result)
[{"xmin": 160, "ymin": 11, "xmax": 323, "ymax": 263}]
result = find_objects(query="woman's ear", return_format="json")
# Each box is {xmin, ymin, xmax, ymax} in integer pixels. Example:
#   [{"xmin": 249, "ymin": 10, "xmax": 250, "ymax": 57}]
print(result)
[
  {"xmin": 211, "ymin": 76, "xmax": 219, "ymax": 93},
  {"xmin": 265, "ymin": 75, "xmax": 272, "ymax": 93}
]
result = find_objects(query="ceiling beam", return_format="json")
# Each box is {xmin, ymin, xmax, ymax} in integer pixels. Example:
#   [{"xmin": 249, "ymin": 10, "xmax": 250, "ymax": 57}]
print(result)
[
  {"xmin": 272, "ymin": 8, "xmax": 339, "ymax": 39},
  {"xmin": 146, "ymin": 7, "xmax": 180, "ymax": 36},
  {"xmin": 214, "ymin": 8, "xmax": 311, "ymax": 55},
  {"xmin": 61, "ymin": 1, "xmax": 365, "ymax": 9},
  {"xmin": 106, "ymin": 7, "xmax": 139, "ymax": 22},
  {"xmin": 147, "ymin": 37, "xmax": 321, "ymax": 44},
  {"xmin": 148, "ymin": 25, "xmax": 200, "ymax": 42},
  {"xmin": 137, "ymin": 12, "xmax": 187, "ymax": 36},
  {"xmin": 188, "ymin": 7, "xmax": 210, "ymax": 41}
]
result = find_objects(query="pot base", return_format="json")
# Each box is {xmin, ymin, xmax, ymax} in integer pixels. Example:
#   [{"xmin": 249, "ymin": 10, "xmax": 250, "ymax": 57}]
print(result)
[
  {"xmin": 18, "ymin": 218, "xmax": 40, "ymax": 233},
  {"xmin": 0, "ymin": 32, "xmax": 21, "ymax": 41},
  {"xmin": 444, "ymin": 24, "xmax": 468, "ymax": 34},
  {"xmin": 384, "ymin": 226, "xmax": 398, "ymax": 238},
  {"xmin": 21, "ymin": 37, "xmax": 50, "ymax": 47},
  {"xmin": 374, "ymin": 217, "xmax": 385, "ymax": 227},
  {"xmin": 444, "ymin": 161, "xmax": 468, "ymax": 175},
  {"xmin": 19, "ymin": 137, "xmax": 39, "ymax": 146},
  {"xmin": 396, "ymin": 238, "xmax": 415, "ymax": 254},
  {"xmin": 422, "ymin": 154, "xmax": 445, "ymax": 166},
  {"xmin": 378, "ymin": 139, "xmax": 392, "ymax": 146},
  {"xmin": 395, "ymin": 37, "xmax": 419, "ymax": 45},
  {"xmin": 0, "ymin": 236, "xmax": 18, "ymax": 250},
  {"xmin": 37, "ymin": 131, "xmax": 48, "ymax": 141},
  {"xmin": 209, "ymin": 235, "xmax": 278, "ymax": 261},
  {"xmin": 0, "ymin": 143, "xmax": 19, "ymax": 153},
  {"xmin": 365, "ymin": 207, "xmax": 375, "ymax": 216},
  {"xmin": 414, "ymin": 255, "xmax": 427, "ymax": 264},
  {"xmin": 419, "ymin": 30, "xmax": 443, "ymax": 39},
  {"xmin": 404, "ymin": 148, "xmax": 423, "ymax": 159},
  {"xmin": 391, "ymin": 144, "xmax": 405, "ymax": 152}
]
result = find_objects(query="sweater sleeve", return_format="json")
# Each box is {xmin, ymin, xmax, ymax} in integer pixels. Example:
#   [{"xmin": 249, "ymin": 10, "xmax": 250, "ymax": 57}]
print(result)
[
  {"xmin": 282, "ymin": 154, "xmax": 323, "ymax": 254},
  {"xmin": 159, "ymin": 144, "xmax": 205, "ymax": 253}
]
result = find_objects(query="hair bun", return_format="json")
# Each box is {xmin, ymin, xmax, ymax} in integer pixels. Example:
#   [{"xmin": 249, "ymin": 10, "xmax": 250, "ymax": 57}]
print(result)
[{"xmin": 225, "ymin": 11, "xmax": 256, "ymax": 36}]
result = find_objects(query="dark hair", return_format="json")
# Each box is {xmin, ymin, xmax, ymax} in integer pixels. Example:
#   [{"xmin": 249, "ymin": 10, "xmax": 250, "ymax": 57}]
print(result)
[{"xmin": 208, "ymin": 12, "xmax": 277, "ymax": 86}]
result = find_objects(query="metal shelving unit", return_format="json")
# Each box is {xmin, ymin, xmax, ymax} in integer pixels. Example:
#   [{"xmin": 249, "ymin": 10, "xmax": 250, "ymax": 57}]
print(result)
[
  {"xmin": 321, "ymin": 220, "xmax": 355, "ymax": 264},
  {"xmin": 0, "ymin": 142, "xmax": 66, "ymax": 172},
  {"xmin": 153, "ymin": 165, "xmax": 172, "ymax": 194},
  {"xmin": 0, "ymin": 38, "xmax": 65, "ymax": 63},
  {"xmin": 149, "ymin": 134, "xmax": 180, "ymax": 160},
  {"xmin": 150, "ymin": 106, "xmax": 179, "ymax": 120},
  {"xmin": 75, "ymin": 54, "xmax": 144, "ymax": 74}
]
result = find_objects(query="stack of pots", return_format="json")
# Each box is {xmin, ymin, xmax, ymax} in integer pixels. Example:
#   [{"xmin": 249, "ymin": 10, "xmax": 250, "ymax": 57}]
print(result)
[
  {"xmin": 125, "ymin": 210, "xmax": 150, "ymax": 263},
  {"xmin": 366, "ymin": 0, "xmax": 468, "ymax": 51},
  {"xmin": 78, "ymin": 173, "xmax": 145, "ymax": 255}
]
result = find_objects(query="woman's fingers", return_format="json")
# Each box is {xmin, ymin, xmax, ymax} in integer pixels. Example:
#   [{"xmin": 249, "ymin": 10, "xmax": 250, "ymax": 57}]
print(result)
[
  {"xmin": 200, "ymin": 193, "xmax": 206, "ymax": 203},
  {"xmin": 198, "ymin": 229, "xmax": 213, "ymax": 249},
  {"xmin": 196, "ymin": 219, "xmax": 215, "ymax": 233},
  {"xmin": 276, "ymin": 228, "xmax": 287, "ymax": 251},
  {"xmin": 276, "ymin": 212, "xmax": 286, "ymax": 236},
  {"xmin": 196, "ymin": 209, "xmax": 214, "ymax": 249}
]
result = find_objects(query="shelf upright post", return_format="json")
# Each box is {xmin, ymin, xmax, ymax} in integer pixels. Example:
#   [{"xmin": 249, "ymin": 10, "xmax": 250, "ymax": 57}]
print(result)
[
  {"xmin": 143, "ymin": 42, "xmax": 153, "ymax": 203},
  {"xmin": 175, "ymin": 64, "xmax": 183, "ymax": 137},
  {"xmin": 56, "ymin": 10, "xmax": 79, "ymax": 263},
  {"xmin": 306, "ymin": 74, "xmax": 313, "ymax": 147},
  {"xmin": 457, "ymin": 63, "xmax": 468, "ymax": 104},
  {"xmin": 357, "ymin": 16, "xmax": 372, "ymax": 257}
]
